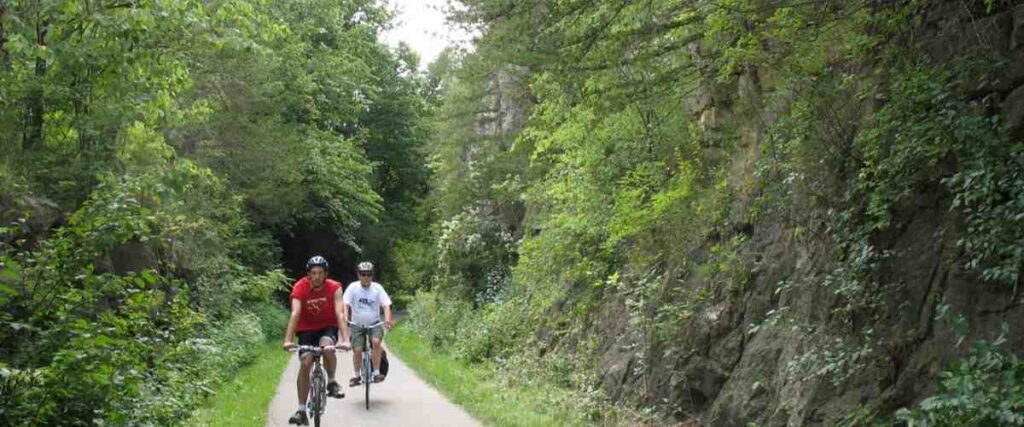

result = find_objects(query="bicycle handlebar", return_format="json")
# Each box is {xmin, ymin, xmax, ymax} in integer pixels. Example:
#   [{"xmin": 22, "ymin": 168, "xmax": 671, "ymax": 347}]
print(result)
[
  {"xmin": 348, "ymin": 321, "xmax": 386, "ymax": 328},
  {"xmin": 286, "ymin": 345, "xmax": 341, "ymax": 353}
]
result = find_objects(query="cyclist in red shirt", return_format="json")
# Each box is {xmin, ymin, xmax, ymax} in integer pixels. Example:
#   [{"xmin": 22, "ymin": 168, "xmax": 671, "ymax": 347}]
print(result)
[{"xmin": 282, "ymin": 255, "xmax": 350, "ymax": 425}]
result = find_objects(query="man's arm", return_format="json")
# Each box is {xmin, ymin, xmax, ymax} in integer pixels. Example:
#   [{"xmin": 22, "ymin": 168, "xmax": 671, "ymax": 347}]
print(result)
[
  {"xmin": 380, "ymin": 286, "xmax": 394, "ymax": 329},
  {"xmin": 343, "ymin": 285, "xmax": 353, "ymax": 326},
  {"xmin": 334, "ymin": 287, "xmax": 350, "ymax": 348},
  {"xmin": 283, "ymin": 298, "xmax": 302, "ymax": 350},
  {"xmin": 384, "ymin": 304, "xmax": 393, "ymax": 329}
]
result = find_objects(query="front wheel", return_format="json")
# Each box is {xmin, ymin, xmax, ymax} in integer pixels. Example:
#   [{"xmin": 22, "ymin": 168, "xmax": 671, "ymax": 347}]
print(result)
[
  {"xmin": 364, "ymin": 354, "xmax": 372, "ymax": 410},
  {"xmin": 310, "ymin": 366, "xmax": 326, "ymax": 425}
]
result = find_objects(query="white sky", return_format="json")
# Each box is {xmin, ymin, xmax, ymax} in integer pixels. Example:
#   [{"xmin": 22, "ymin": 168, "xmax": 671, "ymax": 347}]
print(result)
[{"xmin": 380, "ymin": 0, "xmax": 475, "ymax": 69}]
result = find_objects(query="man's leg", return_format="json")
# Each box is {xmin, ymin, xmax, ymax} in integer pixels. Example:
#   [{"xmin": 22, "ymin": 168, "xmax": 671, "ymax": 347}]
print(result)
[
  {"xmin": 288, "ymin": 354, "xmax": 313, "ymax": 424},
  {"xmin": 297, "ymin": 354, "xmax": 313, "ymax": 405},
  {"xmin": 290, "ymin": 331, "xmax": 315, "ymax": 424},
  {"xmin": 319, "ymin": 334, "xmax": 344, "ymax": 398},
  {"xmin": 371, "ymin": 325, "xmax": 385, "ymax": 377},
  {"xmin": 350, "ymin": 325, "xmax": 365, "ymax": 385},
  {"xmin": 353, "ymin": 346, "xmax": 363, "ymax": 374},
  {"xmin": 319, "ymin": 336, "xmax": 336, "ymax": 380},
  {"xmin": 371, "ymin": 338, "xmax": 383, "ymax": 372},
  {"xmin": 352, "ymin": 323, "xmax": 364, "ymax": 376}
]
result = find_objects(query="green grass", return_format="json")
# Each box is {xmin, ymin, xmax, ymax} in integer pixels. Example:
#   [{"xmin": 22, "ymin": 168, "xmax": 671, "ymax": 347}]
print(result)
[
  {"xmin": 387, "ymin": 323, "xmax": 585, "ymax": 427},
  {"xmin": 190, "ymin": 340, "xmax": 291, "ymax": 426}
]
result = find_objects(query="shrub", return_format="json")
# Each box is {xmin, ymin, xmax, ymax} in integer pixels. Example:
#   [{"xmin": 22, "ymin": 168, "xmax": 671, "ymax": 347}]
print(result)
[{"xmin": 898, "ymin": 340, "xmax": 1024, "ymax": 426}]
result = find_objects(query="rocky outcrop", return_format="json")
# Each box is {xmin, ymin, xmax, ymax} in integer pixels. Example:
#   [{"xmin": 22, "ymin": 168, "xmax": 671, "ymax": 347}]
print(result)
[
  {"xmin": 0, "ymin": 194, "xmax": 63, "ymax": 248},
  {"xmin": 474, "ymin": 66, "xmax": 530, "ymax": 142},
  {"xmin": 585, "ymin": 3, "xmax": 1024, "ymax": 425},
  {"xmin": 921, "ymin": 2, "xmax": 1024, "ymax": 137}
]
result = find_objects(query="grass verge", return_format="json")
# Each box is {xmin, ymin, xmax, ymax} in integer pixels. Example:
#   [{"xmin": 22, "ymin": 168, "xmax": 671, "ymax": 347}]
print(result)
[
  {"xmin": 387, "ymin": 322, "xmax": 584, "ymax": 427},
  {"xmin": 190, "ymin": 340, "xmax": 291, "ymax": 426}
]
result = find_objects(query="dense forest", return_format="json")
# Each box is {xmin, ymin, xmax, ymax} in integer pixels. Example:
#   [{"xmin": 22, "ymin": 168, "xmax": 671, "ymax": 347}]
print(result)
[
  {"xmin": 0, "ymin": 0, "xmax": 430, "ymax": 424},
  {"xmin": 2, "ymin": 0, "xmax": 1024, "ymax": 426}
]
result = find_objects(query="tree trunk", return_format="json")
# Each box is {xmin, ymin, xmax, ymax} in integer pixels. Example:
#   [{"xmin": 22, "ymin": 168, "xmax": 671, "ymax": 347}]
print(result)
[
  {"xmin": 23, "ymin": 16, "xmax": 47, "ymax": 150},
  {"xmin": 0, "ymin": 1, "xmax": 8, "ymax": 69}
]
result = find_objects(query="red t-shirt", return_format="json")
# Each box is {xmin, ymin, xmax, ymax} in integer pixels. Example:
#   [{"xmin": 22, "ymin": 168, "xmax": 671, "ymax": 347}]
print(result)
[{"xmin": 290, "ymin": 277, "xmax": 342, "ymax": 332}]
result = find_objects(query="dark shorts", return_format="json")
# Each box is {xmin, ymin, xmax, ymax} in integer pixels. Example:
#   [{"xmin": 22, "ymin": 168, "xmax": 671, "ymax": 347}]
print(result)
[{"xmin": 297, "ymin": 327, "xmax": 339, "ymax": 357}]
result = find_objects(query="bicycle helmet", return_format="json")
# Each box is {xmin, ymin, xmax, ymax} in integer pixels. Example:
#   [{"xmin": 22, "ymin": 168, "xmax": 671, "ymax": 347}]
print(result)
[
  {"xmin": 356, "ymin": 261, "xmax": 374, "ymax": 272},
  {"xmin": 306, "ymin": 255, "xmax": 329, "ymax": 271}
]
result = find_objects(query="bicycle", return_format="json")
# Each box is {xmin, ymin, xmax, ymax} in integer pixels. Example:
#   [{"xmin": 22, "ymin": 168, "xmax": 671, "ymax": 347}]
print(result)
[
  {"xmin": 286, "ymin": 345, "xmax": 335, "ymax": 427},
  {"xmin": 349, "ymin": 321, "xmax": 386, "ymax": 410}
]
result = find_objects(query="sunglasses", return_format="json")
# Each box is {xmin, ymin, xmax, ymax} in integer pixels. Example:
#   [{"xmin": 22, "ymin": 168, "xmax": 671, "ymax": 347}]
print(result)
[{"xmin": 358, "ymin": 272, "xmax": 372, "ymax": 276}]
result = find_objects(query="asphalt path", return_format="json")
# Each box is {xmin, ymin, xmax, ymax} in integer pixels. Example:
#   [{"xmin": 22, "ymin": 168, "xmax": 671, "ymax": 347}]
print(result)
[{"xmin": 264, "ymin": 343, "xmax": 480, "ymax": 427}]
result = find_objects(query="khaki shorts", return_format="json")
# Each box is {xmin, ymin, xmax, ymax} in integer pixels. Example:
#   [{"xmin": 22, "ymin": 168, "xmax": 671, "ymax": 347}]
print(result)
[{"xmin": 350, "ymin": 324, "xmax": 384, "ymax": 350}]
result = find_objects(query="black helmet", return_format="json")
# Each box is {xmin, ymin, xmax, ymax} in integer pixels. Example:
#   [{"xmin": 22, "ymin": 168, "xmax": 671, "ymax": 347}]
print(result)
[{"xmin": 306, "ymin": 255, "xmax": 329, "ymax": 271}]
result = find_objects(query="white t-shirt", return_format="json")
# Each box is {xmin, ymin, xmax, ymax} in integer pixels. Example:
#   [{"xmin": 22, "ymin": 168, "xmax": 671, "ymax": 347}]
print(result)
[{"xmin": 343, "ymin": 281, "xmax": 392, "ymax": 325}]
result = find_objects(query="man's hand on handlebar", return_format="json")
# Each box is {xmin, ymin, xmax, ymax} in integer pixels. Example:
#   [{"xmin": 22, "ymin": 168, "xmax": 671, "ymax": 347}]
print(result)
[
  {"xmin": 384, "ymin": 320, "xmax": 393, "ymax": 330},
  {"xmin": 283, "ymin": 343, "xmax": 344, "ymax": 352}
]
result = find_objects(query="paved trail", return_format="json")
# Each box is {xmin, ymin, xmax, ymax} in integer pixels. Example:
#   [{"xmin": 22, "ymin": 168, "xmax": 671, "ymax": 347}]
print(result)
[{"xmin": 265, "ymin": 344, "xmax": 480, "ymax": 427}]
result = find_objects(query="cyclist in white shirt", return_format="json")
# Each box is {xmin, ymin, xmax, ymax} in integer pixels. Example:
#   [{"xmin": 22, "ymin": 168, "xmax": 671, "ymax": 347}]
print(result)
[{"xmin": 344, "ymin": 261, "xmax": 393, "ymax": 385}]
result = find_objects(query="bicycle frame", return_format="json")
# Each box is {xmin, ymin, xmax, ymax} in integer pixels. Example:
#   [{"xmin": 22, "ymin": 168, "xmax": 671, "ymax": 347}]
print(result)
[
  {"xmin": 349, "ymin": 321, "xmax": 385, "ymax": 410},
  {"xmin": 288, "ymin": 345, "xmax": 334, "ymax": 427}
]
